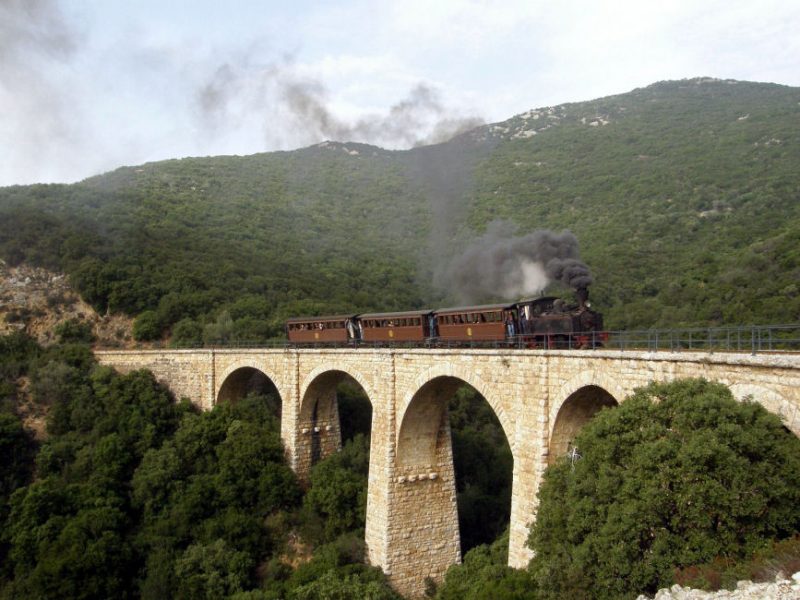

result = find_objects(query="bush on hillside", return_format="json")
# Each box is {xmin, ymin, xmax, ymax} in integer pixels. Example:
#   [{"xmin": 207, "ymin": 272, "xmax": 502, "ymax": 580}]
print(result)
[{"xmin": 528, "ymin": 378, "xmax": 800, "ymax": 600}]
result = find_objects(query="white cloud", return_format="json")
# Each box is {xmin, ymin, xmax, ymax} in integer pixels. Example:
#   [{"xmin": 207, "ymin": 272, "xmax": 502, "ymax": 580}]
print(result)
[{"xmin": 1, "ymin": 0, "xmax": 799, "ymax": 185}]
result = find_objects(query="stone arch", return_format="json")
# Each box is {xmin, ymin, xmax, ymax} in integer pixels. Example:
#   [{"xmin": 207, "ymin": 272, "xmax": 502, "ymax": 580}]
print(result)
[
  {"xmin": 392, "ymin": 370, "xmax": 514, "ymax": 585},
  {"xmin": 215, "ymin": 362, "xmax": 282, "ymax": 412},
  {"xmin": 549, "ymin": 371, "xmax": 626, "ymax": 465},
  {"xmin": 296, "ymin": 365, "xmax": 375, "ymax": 476},
  {"xmin": 398, "ymin": 364, "xmax": 515, "ymax": 453},
  {"xmin": 729, "ymin": 383, "xmax": 799, "ymax": 437},
  {"xmin": 396, "ymin": 376, "xmax": 462, "ymax": 470},
  {"xmin": 299, "ymin": 364, "xmax": 376, "ymax": 414}
]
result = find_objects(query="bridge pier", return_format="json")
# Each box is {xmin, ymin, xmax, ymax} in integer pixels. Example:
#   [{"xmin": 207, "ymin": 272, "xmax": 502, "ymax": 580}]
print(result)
[{"xmin": 382, "ymin": 378, "xmax": 461, "ymax": 596}]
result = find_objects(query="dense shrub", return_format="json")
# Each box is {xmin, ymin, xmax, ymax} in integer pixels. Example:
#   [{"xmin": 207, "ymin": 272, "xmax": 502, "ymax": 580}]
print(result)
[
  {"xmin": 301, "ymin": 434, "xmax": 370, "ymax": 544},
  {"xmin": 54, "ymin": 319, "xmax": 95, "ymax": 344},
  {"xmin": 435, "ymin": 531, "xmax": 536, "ymax": 600},
  {"xmin": 528, "ymin": 378, "xmax": 800, "ymax": 599}
]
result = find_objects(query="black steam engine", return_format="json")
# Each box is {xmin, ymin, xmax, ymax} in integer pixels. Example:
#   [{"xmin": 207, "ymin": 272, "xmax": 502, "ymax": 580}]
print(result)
[{"xmin": 286, "ymin": 287, "xmax": 606, "ymax": 349}]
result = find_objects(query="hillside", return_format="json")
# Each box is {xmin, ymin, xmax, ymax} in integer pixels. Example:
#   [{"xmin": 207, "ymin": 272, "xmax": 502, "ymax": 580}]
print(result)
[
  {"xmin": 0, "ymin": 260, "xmax": 134, "ymax": 346},
  {"xmin": 1, "ymin": 77, "xmax": 799, "ymax": 339}
]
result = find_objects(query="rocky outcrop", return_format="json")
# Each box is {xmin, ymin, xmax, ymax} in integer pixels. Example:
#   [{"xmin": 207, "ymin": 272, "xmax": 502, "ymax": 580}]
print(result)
[
  {"xmin": 0, "ymin": 260, "xmax": 133, "ymax": 346},
  {"xmin": 638, "ymin": 572, "xmax": 800, "ymax": 599}
]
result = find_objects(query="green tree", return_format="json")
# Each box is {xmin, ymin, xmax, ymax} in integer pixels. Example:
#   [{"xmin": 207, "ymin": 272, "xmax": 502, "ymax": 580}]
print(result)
[
  {"xmin": 528, "ymin": 378, "xmax": 800, "ymax": 599},
  {"xmin": 133, "ymin": 311, "xmax": 162, "ymax": 342},
  {"xmin": 173, "ymin": 539, "xmax": 253, "ymax": 600},
  {"xmin": 435, "ymin": 532, "xmax": 536, "ymax": 600},
  {"xmin": 54, "ymin": 319, "xmax": 95, "ymax": 344},
  {"xmin": 301, "ymin": 434, "xmax": 369, "ymax": 544}
]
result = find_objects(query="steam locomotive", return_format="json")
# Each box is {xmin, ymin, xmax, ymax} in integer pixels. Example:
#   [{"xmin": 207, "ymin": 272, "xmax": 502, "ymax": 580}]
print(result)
[{"xmin": 286, "ymin": 287, "xmax": 607, "ymax": 349}]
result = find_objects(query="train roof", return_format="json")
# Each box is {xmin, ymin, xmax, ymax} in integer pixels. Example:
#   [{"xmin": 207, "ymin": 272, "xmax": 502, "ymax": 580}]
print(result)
[
  {"xmin": 433, "ymin": 302, "xmax": 515, "ymax": 314},
  {"xmin": 358, "ymin": 309, "xmax": 433, "ymax": 319},
  {"xmin": 515, "ymin": 296, "xmax": 560, "ymax": 304},
  {"xmin": 285, "ymin": 314, "xmax": 356, "ymax": 323}
]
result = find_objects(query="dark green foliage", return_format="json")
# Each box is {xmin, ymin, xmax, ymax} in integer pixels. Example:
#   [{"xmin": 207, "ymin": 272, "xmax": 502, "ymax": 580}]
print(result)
[
  {"xmin": 0, "ymin": 332, "xmax": 39, "ymax": 382},
  {"xmin": 270, "ymin": 533, "xmax": 401, "ymax": 600},
  {"xmin": 673, "ymin": 534, "xmax": 800, "ymax": 591},
  {"xmin": 528, "ymin": 378, "xmax": 800, "ymax": 599},
  {"xmin": 170, "ymin": 318, "xmax": 204, "ymax": 347},
  {"xmin": 54, "ymin": 319, "xmax": 95, "ymax": 344},
  {"xmin": 435, "ymin": 531, "xmax": 537, "ymax": 600},
  {"xmin": 0, "ymin": 413, "xmax": 34, "ymax": 508},
  {"xmin": 173, "ymin": 539, "xmax": 254, "ymax": 600},
  {"xmin": 133, "ymin": 394, "xmax": 301, "ymax": 597},
  {"xmin": 4, "ymin": 480, "xmax": 134, "ymax": 600},
  {"xmin": 301, "ymin": 434, "xmax": 370, "ymax": 544},
  {"xmin": 449, "ymin": 387, "xmax": 513, "ymax": 553},
  {"xmin": 0, "ymin": 412, "xmax": 36, "ymax": 579},
  {"xmin": 133, "ymin": 311, "xmax": 162, "ymax": 342},
  {"xmin": 1, "ymin": 344, "xmax": 186, "ymax": 599}
]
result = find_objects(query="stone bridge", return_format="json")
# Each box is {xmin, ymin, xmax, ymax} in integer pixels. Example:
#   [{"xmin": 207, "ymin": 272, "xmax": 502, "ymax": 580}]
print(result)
[{"xmin": 95, "ymin": 347, "xmax": 800, "ymax": 597}]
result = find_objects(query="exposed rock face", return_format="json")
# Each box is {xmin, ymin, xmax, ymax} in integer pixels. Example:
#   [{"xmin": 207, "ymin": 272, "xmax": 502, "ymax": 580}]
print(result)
[
  {"xmin": 637, "ymin": 572, "xmax": 800, "ymax": 599},
  {"xmin": 0, "ymin": 260, "xmax": 134, "ymax": 346}
]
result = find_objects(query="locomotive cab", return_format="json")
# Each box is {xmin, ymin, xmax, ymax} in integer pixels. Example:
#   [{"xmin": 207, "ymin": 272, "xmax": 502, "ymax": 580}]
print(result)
[{"xmin": 514, "ymin": 287, "xmax": 605, "ymax": 348}]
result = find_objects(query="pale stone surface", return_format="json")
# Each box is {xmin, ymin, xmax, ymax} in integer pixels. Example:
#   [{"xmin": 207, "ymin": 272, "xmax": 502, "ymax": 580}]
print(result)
[
  {"xmin": 637, "ymin": 572, "xmax": 800, "ymax": 599},
  {"xmin": 96, "ymin": 348, "xmax": 800, "ymax": 598}
]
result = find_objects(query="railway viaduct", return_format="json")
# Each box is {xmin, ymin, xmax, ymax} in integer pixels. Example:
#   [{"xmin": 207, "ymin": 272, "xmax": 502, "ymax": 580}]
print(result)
[{"xmin": 95, "ymin": 347, "xmax": 800, "ymax": 597}]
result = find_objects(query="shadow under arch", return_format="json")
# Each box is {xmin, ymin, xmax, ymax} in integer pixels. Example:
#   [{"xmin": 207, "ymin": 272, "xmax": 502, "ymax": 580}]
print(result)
[
  {"xmin": 549, "ymin": 384, "xmax": 618, "ymax": 465},
  {"xmin": 395, "ymin": 375, "xmax": 513, "ymax": 561},
  {"xmin": 296, "ymin": 369, "xmax": 374, "ymax": 478},
  {"xmin": 216, "ymin": 366, "xmax": 282, "ymax": 417}
]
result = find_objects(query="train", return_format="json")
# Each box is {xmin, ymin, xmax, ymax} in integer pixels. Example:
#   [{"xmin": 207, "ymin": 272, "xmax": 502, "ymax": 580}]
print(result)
[{"xmin": 286, "ymin": 287, "xmax": 607, "ymax": 349}]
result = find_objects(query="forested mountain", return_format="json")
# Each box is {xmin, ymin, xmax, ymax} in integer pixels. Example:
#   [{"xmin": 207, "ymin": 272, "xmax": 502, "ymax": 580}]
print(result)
[{"xmin": 1, "ymin": 77, "xmax": 799, "ymax": 341}]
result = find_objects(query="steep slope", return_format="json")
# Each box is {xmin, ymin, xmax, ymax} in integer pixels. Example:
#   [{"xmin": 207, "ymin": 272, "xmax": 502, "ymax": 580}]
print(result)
[{"xmin": 0, "ymin": 77, "xmax": 798, "ymax": 338}]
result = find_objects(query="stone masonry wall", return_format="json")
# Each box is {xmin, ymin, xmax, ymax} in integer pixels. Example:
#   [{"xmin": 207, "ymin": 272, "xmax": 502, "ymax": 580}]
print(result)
[{"xmin": 95, "ymin": 347, "xmax": 800, "ymax": 598}]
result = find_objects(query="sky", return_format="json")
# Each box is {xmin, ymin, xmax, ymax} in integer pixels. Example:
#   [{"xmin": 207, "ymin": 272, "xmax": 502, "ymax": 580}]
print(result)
[{"xmin": 1, "ymin": 0, "xmax": 799, "ymax": 186}]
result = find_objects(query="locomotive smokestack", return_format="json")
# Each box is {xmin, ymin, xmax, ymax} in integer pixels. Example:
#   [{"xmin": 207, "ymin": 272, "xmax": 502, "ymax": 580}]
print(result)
[{"xmin": 576, "ymin": 287, "xmax": 589, "ymax": 311}]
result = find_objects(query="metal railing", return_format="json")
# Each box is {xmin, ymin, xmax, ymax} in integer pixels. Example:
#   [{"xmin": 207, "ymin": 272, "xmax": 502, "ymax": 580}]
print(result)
[
  {"xmin": 602, "ymin": 324, "xmax": 800, "ymax": 354},
  {"xmin": 104, "ymin": 323, "xmax": 800, "ymax": 355}
]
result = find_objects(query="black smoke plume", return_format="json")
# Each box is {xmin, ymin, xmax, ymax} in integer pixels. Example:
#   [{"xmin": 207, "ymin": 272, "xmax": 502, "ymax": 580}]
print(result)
[
  {"xmin": 195, "ymin": 58, "xmax": 484, "ymax": 149},
  {"xmin": 449, "ymin": 220, "xmax": 593, "ymax": 303}
]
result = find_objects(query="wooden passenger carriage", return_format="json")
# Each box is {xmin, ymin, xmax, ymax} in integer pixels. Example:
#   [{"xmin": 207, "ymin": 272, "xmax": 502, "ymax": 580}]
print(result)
[
  {"xmin": 434, "ymin": 303, "xmax": 516, "ymax": 342},
  {"xmin": 286, "ymin": 315, "xmax": 356, "ymax": 343},
  {"xmin": 358, "ymin": 310, "xmax": 433, "ymax": 343}
]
